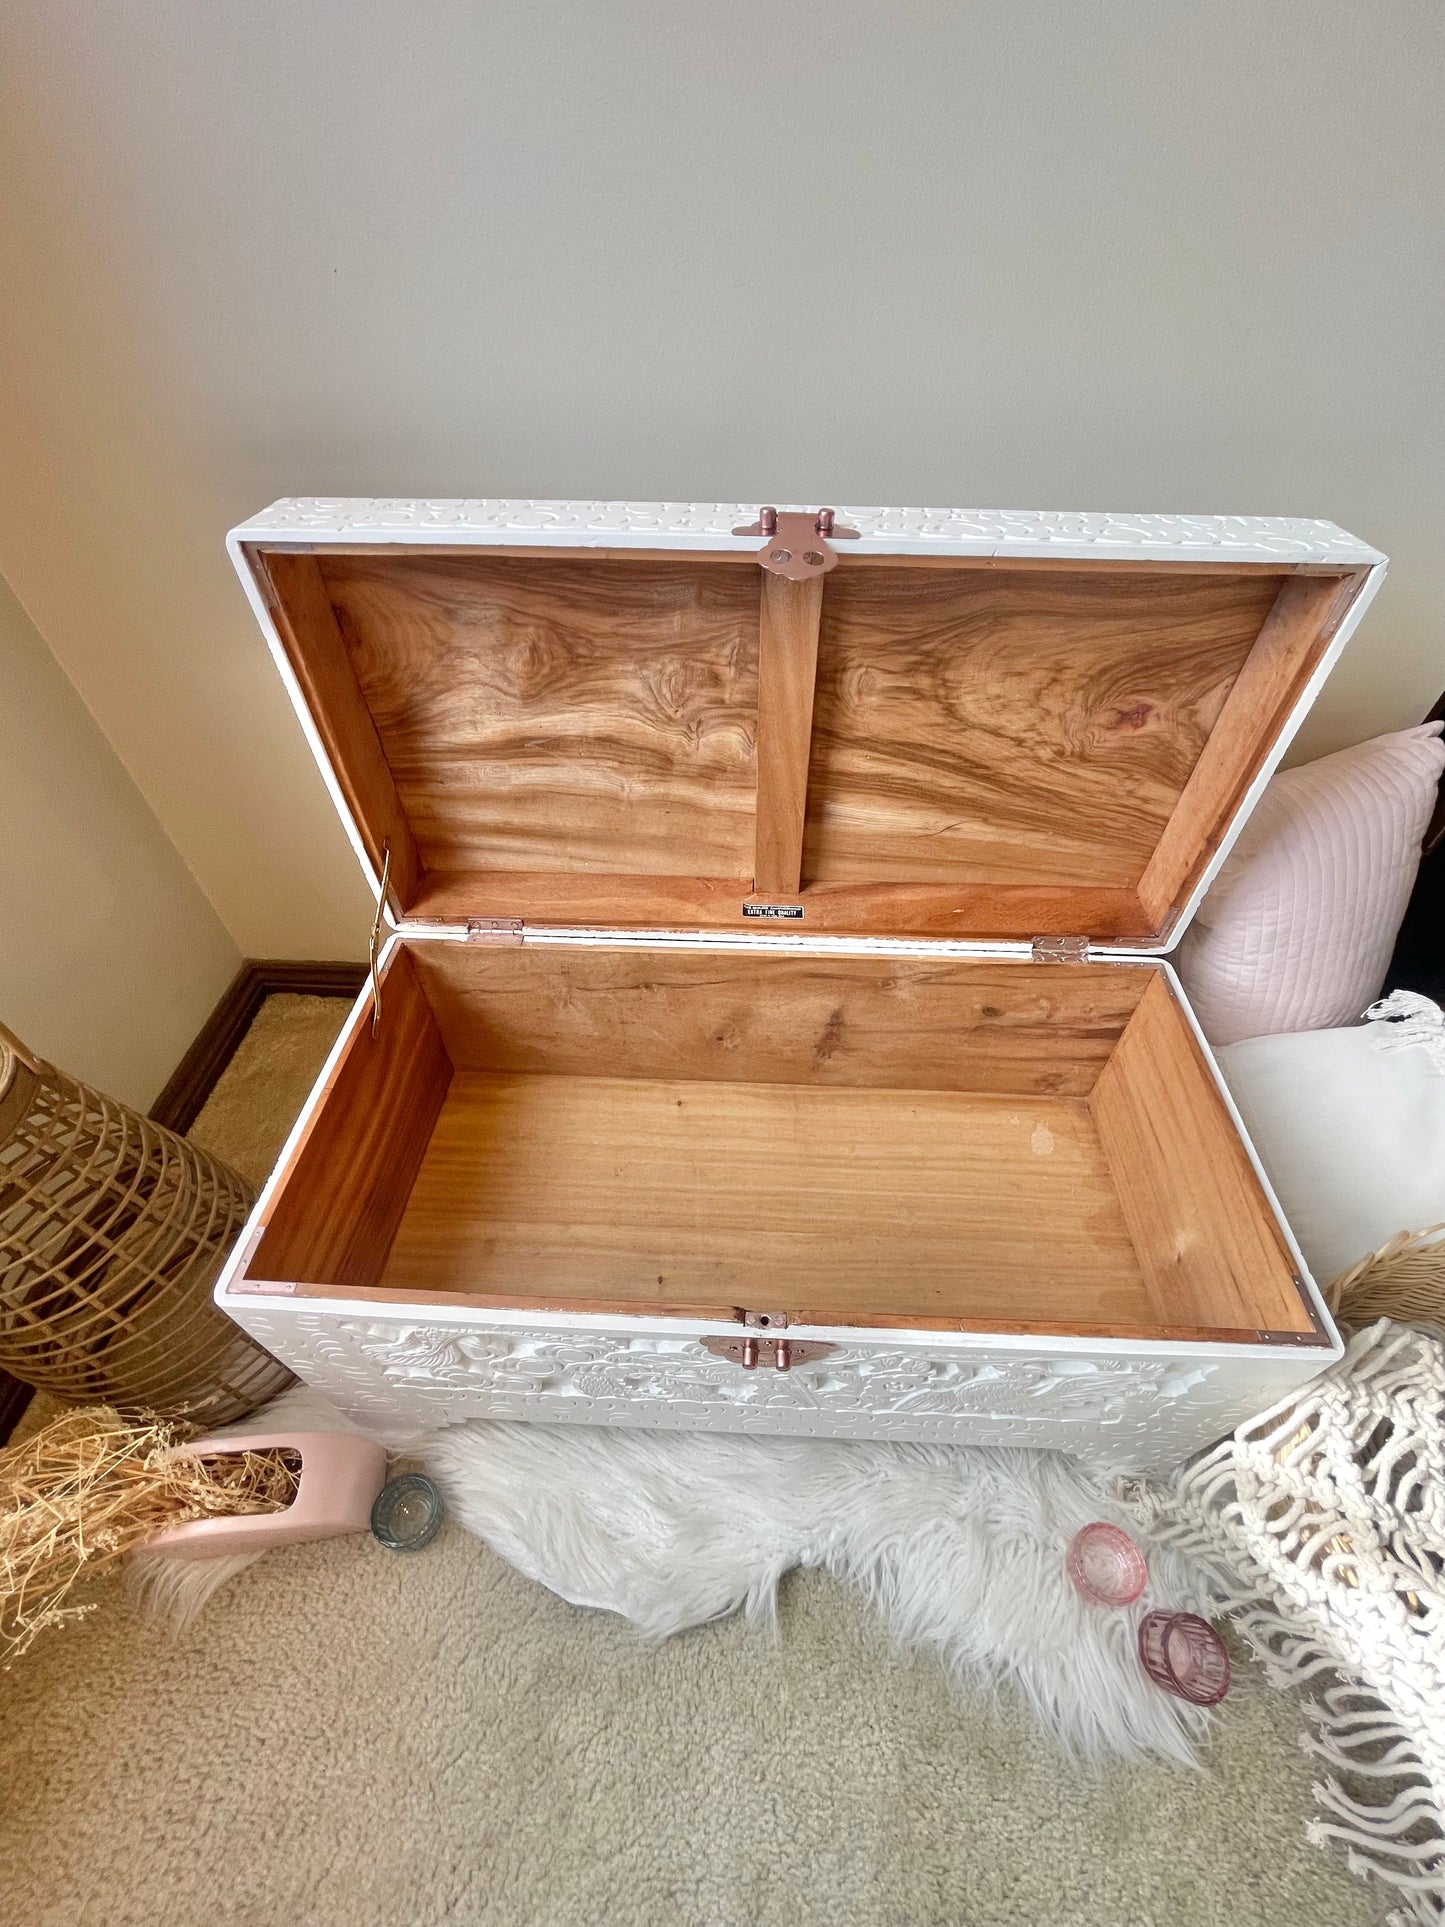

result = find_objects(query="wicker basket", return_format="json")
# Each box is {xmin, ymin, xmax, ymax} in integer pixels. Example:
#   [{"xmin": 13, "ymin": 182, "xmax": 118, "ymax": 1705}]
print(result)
[
  {"xmin": 0, "ymin": 1022, "xmax": 291, "ymax": 1423},
  {"xmin": 1324, "ymin": 1223, "xmax": 1445, "ymax": 1330}
]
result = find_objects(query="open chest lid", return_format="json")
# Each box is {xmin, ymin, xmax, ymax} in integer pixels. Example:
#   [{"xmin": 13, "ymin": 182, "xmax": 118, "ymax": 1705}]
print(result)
[{"xmin": 228, "ymin": 499, "xmax": 1384, "ymax": 952}]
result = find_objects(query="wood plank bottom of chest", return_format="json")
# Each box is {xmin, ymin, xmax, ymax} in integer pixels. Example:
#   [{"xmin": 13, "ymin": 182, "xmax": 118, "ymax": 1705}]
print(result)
[{"xmin": 376, "ymin": 1072, "xmax": 1149, "ymax": 1331}]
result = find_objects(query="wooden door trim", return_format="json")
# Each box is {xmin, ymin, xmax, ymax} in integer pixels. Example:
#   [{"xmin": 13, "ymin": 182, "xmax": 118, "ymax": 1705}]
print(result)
[{"xmin": 148, "ymin": 960, "xmax": 367, "ymax": 1134}]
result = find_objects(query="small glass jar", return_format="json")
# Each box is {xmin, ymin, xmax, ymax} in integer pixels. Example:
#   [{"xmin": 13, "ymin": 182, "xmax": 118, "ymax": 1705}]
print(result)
[{"xmin": 371, "ymin": 1473, "xmax": 445, "ymax": 1551}]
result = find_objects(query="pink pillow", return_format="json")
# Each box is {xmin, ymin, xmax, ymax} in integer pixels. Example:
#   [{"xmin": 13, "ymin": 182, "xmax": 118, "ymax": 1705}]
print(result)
[{"xmin": 1176, "ymin": 723, "xmax": 1445, "ymax": 1045}]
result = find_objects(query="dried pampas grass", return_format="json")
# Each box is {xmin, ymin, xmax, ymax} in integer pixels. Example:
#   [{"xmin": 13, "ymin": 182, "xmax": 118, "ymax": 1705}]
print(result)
[{"xmin": 0, "ymin": 1405, "xmax": 299, "ymax": 1665}]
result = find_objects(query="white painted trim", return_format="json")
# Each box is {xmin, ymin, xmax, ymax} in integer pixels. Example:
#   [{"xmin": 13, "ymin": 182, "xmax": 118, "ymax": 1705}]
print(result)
[{"xmin": 399, "ymin": 922, "xmax": 1043, "ymax": 962}]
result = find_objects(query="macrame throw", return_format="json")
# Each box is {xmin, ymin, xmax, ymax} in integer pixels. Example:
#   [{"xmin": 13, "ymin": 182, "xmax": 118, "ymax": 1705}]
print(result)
[
  {"xmin": 1322, "ymin": 994, "xmax": 1444, "ymax": 1327},
  {"xmin": 1367, "ymin": 989, "xmax": 1445, "ymax": 1076},
  {"xmin": 1134, "ymin": 1320, "xmax": 1445, "ymax": 1925}
]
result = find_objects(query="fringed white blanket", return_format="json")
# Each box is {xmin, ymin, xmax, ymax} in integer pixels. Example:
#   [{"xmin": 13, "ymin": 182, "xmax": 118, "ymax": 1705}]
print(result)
[{"xmin": 1134, "ymin": 1319, "xmax": 1445, "ymax": 1925}]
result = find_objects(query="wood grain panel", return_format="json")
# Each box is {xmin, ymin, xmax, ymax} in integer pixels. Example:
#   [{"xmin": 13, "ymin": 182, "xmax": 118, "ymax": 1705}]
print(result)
[
  {"xmin": 253, "ymin": 544, "xmax": 1351, "ymax": 943},
  {"xmin": 802, "ymin": 565, "xmax": 1285, "ymax": 891},
  {"xmin": 241, "ymin": 948, "xmax": 453, "ymax": 1289},
  {"xmin": 753, "ymin": 574, "xmax": 824, "ymax": 896},
  {"xmin": 248, "ymin": 543, "xmax": 1348, "ymax": 940},
  {"xmin": 1136, "ymin": 571, "xmax": 1363, "ymax": 925},
  {"xmin": 406, "ymin": 870, "xmax": 1156, "ymax": 939},
  {"xmin": 251, "ymin": 550, "xmax": 421, "ymax": 910},
  {"xmin": 377, "ymin": 1073, "xmax": 1151, "ymax": 1330},
  {"xmin": 408, "ymin": 944, "xmax": 1151, "ymax": 1096},
  {"xmin": 1091, "ymin": 974, "xmax": 1319, "ymax": 1337},
  {"xmin": 318, "ymin": 552, "xmax": 760, "ymax": 879}
]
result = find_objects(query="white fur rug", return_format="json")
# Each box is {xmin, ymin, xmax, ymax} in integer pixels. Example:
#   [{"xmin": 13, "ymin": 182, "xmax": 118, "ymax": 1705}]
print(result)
[
  {"xmin": 426, "ymin": 1422, "xmax": 1216, "ymax": 1762},
  {"xmin": 133, "ymin": 1388, "xmax": 1218, "ymax": 1763}
]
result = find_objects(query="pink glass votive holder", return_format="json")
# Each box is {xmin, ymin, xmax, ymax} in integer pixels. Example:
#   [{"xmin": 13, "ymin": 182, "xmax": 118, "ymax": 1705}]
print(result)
[
  {"xmin": 1067, "ymin": 1522, "xmax": 1148, "ymax": 1607},
  {"xmin": 1138, "ymin": 1610, "xmax": 1231, "ymax": 1705}
]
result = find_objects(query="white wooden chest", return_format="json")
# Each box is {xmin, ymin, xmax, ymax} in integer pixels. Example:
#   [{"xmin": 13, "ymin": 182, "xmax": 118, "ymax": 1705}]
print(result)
[{"xmin": 215, "ymin": 499, "xmax": 1385, "ymax": 1470}]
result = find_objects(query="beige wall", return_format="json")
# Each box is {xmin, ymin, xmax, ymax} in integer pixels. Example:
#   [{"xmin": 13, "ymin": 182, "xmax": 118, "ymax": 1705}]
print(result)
[
  {"xmin": 0, "ymin": 572, "xmax": 239, "ymax": 1109},
  {"xmin": 0, "ymin": 1, "xmax": 1441, "ymax": 959}
]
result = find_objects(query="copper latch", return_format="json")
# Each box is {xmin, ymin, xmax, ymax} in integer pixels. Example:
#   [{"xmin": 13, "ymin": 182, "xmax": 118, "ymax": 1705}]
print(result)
[
  {"xmin": 701, "ymin": 1308, "xmax": 834, "ymax": 1372},
  {"xmin": 732, "ymin": 507, "xmax": 860, "ymax": 581},
  {"xmin": 701, "ymin": 1335, "xmax": 836, "ymax": 1372}
]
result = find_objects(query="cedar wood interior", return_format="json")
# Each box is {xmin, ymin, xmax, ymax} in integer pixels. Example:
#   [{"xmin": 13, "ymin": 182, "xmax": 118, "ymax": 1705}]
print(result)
[
  {"xmin": 230, "ymin": 539, "xmax": 1363, "ymax": 1344},
  {"xmin": 246, "ymin": 543, "xmax": 1367, "ymax": 941},
  {"xmin": 236, "ymin": 944, "xmax": 1321, "ymax": 1345}
]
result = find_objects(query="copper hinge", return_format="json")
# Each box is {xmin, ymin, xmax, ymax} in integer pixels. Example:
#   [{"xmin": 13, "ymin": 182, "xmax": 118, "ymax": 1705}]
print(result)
[
  {"xmin": 700, "ymin": 1335, "xmax": 836, "ymax": 1372},
  {"xmin": 466, "ymin": 918, "xmax": 525, "ymax": 945},
  {"xmin": 1030, "ymin": 935, "xmax": 1090, "ymax": 963},
  {"xmin": 731, "ymin": 506, "xmax": 859, "ymax": 581}
]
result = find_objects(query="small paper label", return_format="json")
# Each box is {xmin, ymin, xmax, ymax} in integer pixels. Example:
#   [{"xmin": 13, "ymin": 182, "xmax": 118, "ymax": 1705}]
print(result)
[{"xmin": 743, "ymin": 902, "xmax": 804, "ymax": 919}]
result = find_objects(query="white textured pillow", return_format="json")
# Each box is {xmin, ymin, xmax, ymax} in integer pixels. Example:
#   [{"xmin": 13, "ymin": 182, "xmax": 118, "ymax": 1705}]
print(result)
[
  {"xmin": 1177, "ymin": 723, "xmax": 1445, "ymax": 1045},
  {"xmin": 1216, "ymin": 995, "xmax": 1445, "ymax": 1285}
]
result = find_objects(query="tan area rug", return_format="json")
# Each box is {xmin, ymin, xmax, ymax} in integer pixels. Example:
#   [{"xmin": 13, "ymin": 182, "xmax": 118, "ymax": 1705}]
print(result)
[{"xmin": 0, "ymin": 996, "xmax": 1385, "ymax": 1927}]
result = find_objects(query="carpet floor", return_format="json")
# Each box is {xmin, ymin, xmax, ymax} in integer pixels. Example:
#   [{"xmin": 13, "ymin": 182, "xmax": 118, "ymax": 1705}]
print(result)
[{"xmin": 0, "ymin": 995, "xmax": 1386, "ymax": 1927}]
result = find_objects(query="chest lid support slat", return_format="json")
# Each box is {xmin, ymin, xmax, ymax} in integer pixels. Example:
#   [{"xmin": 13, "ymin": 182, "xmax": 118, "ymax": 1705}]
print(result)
[{"xmin": 752, "ymin": 572, "xmax": 825, "ymax": 899}]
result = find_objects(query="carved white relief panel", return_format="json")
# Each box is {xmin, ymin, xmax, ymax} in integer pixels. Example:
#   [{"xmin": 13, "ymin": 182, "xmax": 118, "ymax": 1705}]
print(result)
[
  {"xmin": 230, "ymin": 1307, "xmax": 1322, "ymax": 1471},
  {"xmin": 234, "ymin": 498, "xmax": 1379, "ymax": 565}
]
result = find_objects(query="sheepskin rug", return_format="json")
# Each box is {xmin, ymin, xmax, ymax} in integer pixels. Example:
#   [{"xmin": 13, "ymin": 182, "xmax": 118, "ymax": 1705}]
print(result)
[
  {"xmin": 135, "ymin": 1384, "xmax": 1219, "ymax": 1762},
  {"xmin": 425, "ymin": 1420, "xmax": 1217, "ymax": 1762}
]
